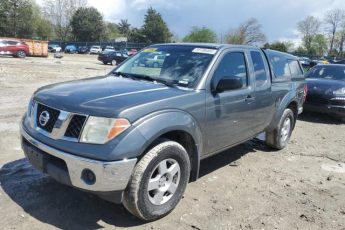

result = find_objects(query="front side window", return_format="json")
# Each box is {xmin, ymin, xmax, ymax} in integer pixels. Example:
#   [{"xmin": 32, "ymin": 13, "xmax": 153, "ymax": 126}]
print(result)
[
  {"xmin": 114, "ymin": 46, "xmax": 216, "ymax": 88},
  {"xmin": 212, "ymin": 52, "xmax": 248, "ymax": 89},
  {"xmin": 250, "ymin": 51, "xmax": 268, "ymax": 87}
]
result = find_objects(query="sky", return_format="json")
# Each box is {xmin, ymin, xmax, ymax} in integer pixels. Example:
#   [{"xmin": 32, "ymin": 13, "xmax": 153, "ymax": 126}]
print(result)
[{"xmin": 41, "ymin": 0, "xmax": 345, "ymax": 45}]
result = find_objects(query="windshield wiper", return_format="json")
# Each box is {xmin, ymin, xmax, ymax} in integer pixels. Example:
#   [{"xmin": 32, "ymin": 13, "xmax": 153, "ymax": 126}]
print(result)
[
  {"xmin": 133, "ymin": 74, "xmax": 178, "ymax": 87},
  {"xmin": 111, "ymin": 71, "xmax": 136, "ymax": 80}
]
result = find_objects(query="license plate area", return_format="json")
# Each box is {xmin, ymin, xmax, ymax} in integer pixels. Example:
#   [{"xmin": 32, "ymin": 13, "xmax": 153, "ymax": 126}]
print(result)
[{"xmin": 25, "ymin": 146, "xmax": 46, "ymax": 172}]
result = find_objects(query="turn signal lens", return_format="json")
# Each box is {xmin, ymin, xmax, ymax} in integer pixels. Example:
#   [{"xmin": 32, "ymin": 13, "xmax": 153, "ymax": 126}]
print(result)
[{"xmin": 107, "ymin": 118, "xmax": 131, "ymax": 140}]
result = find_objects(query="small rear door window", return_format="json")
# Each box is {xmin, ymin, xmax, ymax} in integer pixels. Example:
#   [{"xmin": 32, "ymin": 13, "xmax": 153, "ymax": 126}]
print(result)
[{"xmin": 250, "ymin": 51, "xmax": 268, "ymax": 87}]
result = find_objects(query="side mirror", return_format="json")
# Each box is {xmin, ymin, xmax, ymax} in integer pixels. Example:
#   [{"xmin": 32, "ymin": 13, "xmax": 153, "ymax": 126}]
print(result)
[{"xmin": 215, "ymin": 77, "xmax": 243, "ymax": 93}]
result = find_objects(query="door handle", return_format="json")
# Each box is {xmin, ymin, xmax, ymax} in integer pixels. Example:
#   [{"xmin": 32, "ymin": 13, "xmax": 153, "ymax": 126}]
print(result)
[{"xmin": 245, "ymin": 95, "xmax": 255, "ymax": 102}]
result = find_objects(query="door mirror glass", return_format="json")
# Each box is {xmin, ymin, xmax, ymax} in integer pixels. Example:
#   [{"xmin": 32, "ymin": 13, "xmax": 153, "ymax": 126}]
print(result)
[{"xmin": 216, "ymin": 77, "xmax": 243, "ymax": 93}]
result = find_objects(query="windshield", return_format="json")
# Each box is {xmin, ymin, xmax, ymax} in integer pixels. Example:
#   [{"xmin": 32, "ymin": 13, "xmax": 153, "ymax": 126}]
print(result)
[
  {"xmin": 113, "ymin": 45, "xmax": 217, "ymax": 88},
  {"xmin": 306, "ymin": 65, "xmax": 345, "ymax": 81}
]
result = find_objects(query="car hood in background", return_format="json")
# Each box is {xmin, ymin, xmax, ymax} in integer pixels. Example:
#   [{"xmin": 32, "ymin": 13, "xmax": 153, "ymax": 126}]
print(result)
[
  {"xmin": 33, "ymin": 76, "xmax": 193, "ymax": 118},
  {"xmin": 306, "ymin": 78, "xmax": 345, "ymax": 95}
]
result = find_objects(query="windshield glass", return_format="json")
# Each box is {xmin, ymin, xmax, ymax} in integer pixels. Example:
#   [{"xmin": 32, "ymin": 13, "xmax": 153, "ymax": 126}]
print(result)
[
  {"xmin": 306, "ymin": 65, "xmax": 345, "ymax": 81},
  {"xmin": 114, "ymin": 45, "xmax": 217, "ymax": 88}
]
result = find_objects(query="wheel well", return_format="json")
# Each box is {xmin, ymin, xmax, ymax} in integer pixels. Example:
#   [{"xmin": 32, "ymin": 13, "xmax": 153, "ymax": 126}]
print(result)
[
  {"xmin": 287, "ymin": 101, "xmax": 298, "ymax": 128},
  {"xmin": 145, "ymin": 130, "xmax": 199, "ymax": 182}
]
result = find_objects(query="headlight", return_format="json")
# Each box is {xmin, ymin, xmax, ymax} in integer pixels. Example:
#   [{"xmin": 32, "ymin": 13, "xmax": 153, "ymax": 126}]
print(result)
[
  {"xmin": 80, "ymin": 117, "xmax": 131, "ymax": 144},
  {"xmin": 333, "ymin": 87, "xmax": 345, "ymax": 95},
  {"xmin": 27, "ymin": 97, "xmax": 35, "ymax": 128}
]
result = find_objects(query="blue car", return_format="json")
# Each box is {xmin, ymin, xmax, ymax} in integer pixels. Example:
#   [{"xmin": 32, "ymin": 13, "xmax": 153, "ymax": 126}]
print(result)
[{"xmin": 64, "ymin": 45, "xmax": 77, "ymax": 54}]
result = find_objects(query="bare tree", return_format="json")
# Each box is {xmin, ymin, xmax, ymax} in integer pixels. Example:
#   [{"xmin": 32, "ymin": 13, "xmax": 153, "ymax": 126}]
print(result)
[
  {"xmin": 43, "ymin": 0, "xmax": 87, "ymax": 40},
  {"xmin": 297, "ymin": 16, "xmax": 321, "ymax": 53},
  {"xmin": 226, "ymin": 18, "xmax": 266, "ymax": 46},
  {"xmin": 324, "ymin": 9, "xmax": 345, "ymax": 54}
]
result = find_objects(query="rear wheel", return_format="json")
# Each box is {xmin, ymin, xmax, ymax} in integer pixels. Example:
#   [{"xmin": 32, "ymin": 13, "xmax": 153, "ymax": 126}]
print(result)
[
  {"xmin": 103, "ymin": 61, "xmax": 107, "ymax": 65},
  {"xmin": 123, "ymin": 139, "xmax": 190, "ymax": 221},
  {"xmin": 153, "ymin": 62, "xmax": 159, "ymax": 68},
  {"xmin": 16, "ymin": 50, "xmax": 26, "ymax": 58},
  {"xmin": 266, "ymin": 108, "xmax": 295, "ymax": 150}
]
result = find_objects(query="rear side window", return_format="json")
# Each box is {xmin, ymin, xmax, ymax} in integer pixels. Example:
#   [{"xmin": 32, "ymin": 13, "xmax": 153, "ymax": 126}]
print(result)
[
  {"xmin": 7, "ymin": 41, "xmax": 18, "ymax": 45},
  {"xmin": 288, "ymin": 60, "xmax": 303, "ymax": 76},
  {"xmin": 250, "ymin": 51, "xmax": 268, "ymax": 87},
  {"xmin": 269, "ymin": 53, "xmax": 291, "ymax": 80}
]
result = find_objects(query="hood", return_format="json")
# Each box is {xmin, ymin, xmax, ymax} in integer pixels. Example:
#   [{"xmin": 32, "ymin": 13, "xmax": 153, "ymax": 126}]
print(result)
[
  {"xmin": 33, "ymin": 76, "xmax": 193, "ymax": 118},
  {"xmin": 306, "ymin": 78, "xmax": 345, "ymax": 96}
]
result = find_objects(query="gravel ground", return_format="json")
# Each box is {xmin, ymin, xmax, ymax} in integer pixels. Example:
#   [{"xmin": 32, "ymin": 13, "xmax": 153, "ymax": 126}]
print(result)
[{"xmin": 0, "ymin": 54, "xmax": 344, "ymax": 230}]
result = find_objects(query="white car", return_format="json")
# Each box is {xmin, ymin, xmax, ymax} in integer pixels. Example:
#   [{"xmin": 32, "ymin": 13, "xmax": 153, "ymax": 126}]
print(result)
[
  {"xmin": 90, "ymin": 46, "xmax": 102, "ymax": 54},
  {"xmin": 48, "ymin": 44, "xmax": 62, "ymax": 53},
  {"xmin": 103, "ymin": 46, "xmax": 115, "ymax": 53}
]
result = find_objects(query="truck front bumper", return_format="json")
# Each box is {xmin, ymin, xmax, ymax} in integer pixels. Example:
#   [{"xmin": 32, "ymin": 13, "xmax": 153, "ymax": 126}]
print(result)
[{"xmin": 21, "ymin": 125, "xmax": 137, "ymax": 194}]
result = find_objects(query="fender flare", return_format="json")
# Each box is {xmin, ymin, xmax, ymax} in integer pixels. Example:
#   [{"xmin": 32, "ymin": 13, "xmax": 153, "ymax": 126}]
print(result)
[
  {"xmin": 114, "ymin": 109, "xmax": 203, "ymax": 180},
  {"xmin": 266, "ymin": 91, "xmax": 298, "ymax": 131}
]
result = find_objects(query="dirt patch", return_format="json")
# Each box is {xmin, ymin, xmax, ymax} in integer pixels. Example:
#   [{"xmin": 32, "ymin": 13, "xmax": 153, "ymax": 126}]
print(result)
[{"xmin": 0, "ymin": 54, "xmax": 344, "ymax": 229}]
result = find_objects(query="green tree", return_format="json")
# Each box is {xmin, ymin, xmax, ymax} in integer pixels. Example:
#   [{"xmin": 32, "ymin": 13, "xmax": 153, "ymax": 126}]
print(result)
[
  {"xmin": 227, "ymin": 18, "xmax": 266, "ymax": 45},
  {"xmin": 264, "ymin": 42, "xmax": 288, "ymax": 52},
  {"xmin": 128, "ymin": 27, "xmax": 148, "ymax": 43},
  {"xmin": 70, "ymin": 7, "xmax": 104, "ymax": 42},
  {"xmin": 117, "ymin": 19, "xmax": 131, "ymax": 38},
  {"xmin": 142, "ymin": 7, "xmax": 172, "ymax": 43},
  {"xmin": 183, "ymin": 26, "xmax": 217, "ymax": 43},
  {"xmin": 297, "ymin": 16, "xmax": 320, "ymax": 54},
  {"xmin": 311, "ymin": 34, "xmax": 327, "ymax": 57},
  {"xmin": 31, "ymin": 1, "xmax": 53, "ymax": 39},
  {"xmin": 0, "ymin": 0, "xmax": 33, "ymax": 38},
  {"xmin": 103, "ymin": 22, "xmax": 120, "ymax": 40}
]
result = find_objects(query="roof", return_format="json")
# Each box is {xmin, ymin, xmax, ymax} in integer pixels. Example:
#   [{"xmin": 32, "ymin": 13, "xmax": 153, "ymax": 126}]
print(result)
[{"xmin": 151, "ymin": 43, "xmax": 257, "ymax": 50}]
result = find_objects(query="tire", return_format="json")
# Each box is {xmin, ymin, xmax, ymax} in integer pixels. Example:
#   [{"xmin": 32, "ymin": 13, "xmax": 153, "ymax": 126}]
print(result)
[
  {"xmin": 16, "ymin": 50, "xmax": 26, "ymax": 58},
  {"xmin": 153, "ymin": 62, "xmax": 159, "ymax": 68},
  {"xmin": 111, "ymin": 59, "xmax": 117, "ymax": 66},
  {"xmin": 123, "ymin": 139, "xmax": 190, "ymax": 221},
  {"xmin": 103, "ymin": 61, "xmax": 107, "ymax": 65},
  {"xmin": 265, "ymin": 108, "xmax": 295, "ymax": 150}
]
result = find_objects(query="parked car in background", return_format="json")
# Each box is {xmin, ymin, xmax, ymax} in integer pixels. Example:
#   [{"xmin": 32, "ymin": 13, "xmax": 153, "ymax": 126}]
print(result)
[
  {"xmin": 330, "ymin": 59, "xmax": 345, "ymax": 65},
  {"xmin": 64, "ymin": 45, "xmax": 77, "ymax": 54},
  {"xmin": 48, "ymin": 44, "xmax": 62, "ymax": 53},
  {"xmin": 98, "ymin": 51, "xmax": 128, "ymax": 65},
  {"xmin": 103, "ymin": 46, "xmax": 115, "ymax": 52},
  {"xmin": 0, "ymin": 38, "xmax": 29, "ymax": 58},
  {"xmin": 298, "ymin": 57, "xmax": 311, "ymax": 66},
  {"xmin": 90, "ymin": 45, "xmax": 102, "ymax": 54},
  {"xmin": 77, "ymin": 46, "xmax": 89, "ymax": 54},
  {"xmin": 304, "ymin": 64, "xmax": 345, "ymax": 120},
  {"xmin": 128, "ymin": 48, "xmax": 138, "ymax": 56},
  {"xmin": 138, "ymin": 52, "xmax": 165, "ymax": 68}
]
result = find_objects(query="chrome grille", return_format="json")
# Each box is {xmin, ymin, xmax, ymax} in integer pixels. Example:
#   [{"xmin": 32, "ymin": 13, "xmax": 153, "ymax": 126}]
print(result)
[
  {"xmin": 33, "ymin": 102, "xmax": 87, "ymax": 141},
  {"xmin": 36, "ymin": 103, "xmax": 60, "ymax": 133},
  {"xmin": 64, "ymin": 115, "xmax": 87, "ymax": 138}
]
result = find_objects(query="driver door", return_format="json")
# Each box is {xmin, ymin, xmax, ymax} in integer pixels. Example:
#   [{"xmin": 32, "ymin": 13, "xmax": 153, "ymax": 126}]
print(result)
[{"xmin": 204, "ymin": 50, "xmax": 255, "ymax": 155}]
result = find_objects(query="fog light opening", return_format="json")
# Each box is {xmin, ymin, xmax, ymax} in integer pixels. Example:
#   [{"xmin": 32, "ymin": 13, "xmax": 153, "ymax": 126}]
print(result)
[{"xmin": 81, "ymin": 169, "xmax": 96, "ymax": 185}]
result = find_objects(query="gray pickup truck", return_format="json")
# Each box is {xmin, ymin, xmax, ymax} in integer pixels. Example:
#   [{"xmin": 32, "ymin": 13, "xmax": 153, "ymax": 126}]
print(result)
[{"xmin": 21, "ymin": 43, "xmax": 306, "ymax": 220}]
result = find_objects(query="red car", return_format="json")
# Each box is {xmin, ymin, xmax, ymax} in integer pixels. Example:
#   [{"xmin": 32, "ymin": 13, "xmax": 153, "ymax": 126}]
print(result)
[{"xmin": 0, "ymin": 38, "xmax": 29, "ymax": 58}]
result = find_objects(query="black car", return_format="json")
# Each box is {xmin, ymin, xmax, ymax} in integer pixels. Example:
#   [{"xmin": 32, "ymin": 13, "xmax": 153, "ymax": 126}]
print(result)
[
  {"xmin": 304, "ymin": 64, "xmax": 345, "ymax": 120},
  {"xmin": 77, "ymin": 46, "xmax": 89, "ymax": 54},
  {"xmin": 98, "ymin": 51, "xmax": 128, "ymax": 65}
]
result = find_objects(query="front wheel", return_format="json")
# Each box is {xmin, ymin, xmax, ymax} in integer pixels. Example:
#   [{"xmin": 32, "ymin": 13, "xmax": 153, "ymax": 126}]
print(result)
[
  {"xmin": 266, "ymin": 108, "xmax": 295, "ymax": 150},
  {"xmin": 123, "ymin": 139, "xmax": 190, "ymax": 221},
  {"xmin": 111, "ymin": 59, "xmax": 117, "ymax": 66},
  {"xmin": 16, "ymin": 50, "xmax": 26, "ymax": 58}
]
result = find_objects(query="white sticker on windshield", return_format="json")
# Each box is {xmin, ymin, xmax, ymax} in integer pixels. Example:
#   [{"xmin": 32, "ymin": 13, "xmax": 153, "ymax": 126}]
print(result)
[{"xmin": 192, "ymin": 48, "xmax": 217, "ymax": 55}]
